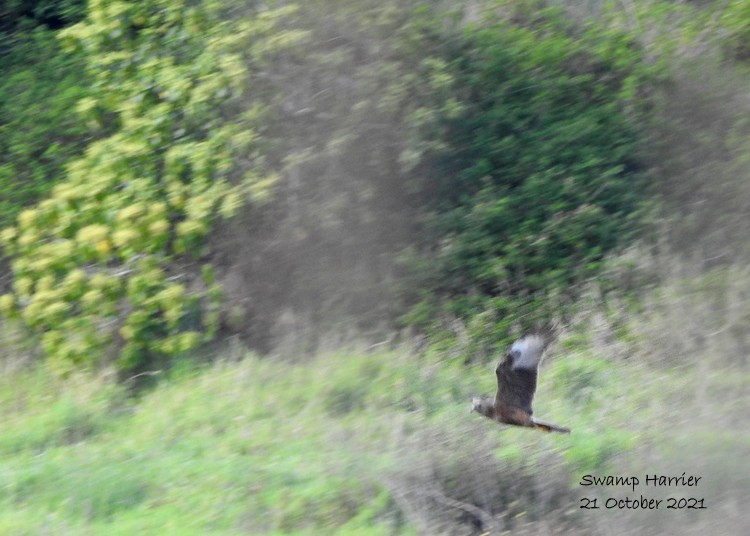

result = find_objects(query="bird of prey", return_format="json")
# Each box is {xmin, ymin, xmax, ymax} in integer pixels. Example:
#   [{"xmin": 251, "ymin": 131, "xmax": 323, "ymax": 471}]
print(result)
[{"xmin": 472, "ymin": 334, "xmax": 570, "ymax": 433}]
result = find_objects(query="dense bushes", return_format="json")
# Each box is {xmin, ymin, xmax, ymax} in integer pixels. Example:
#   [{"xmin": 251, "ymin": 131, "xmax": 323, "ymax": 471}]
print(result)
[
  {"xmin": 400, "ymin": 4, "xmax": 654, "ymax": 348},
  {"xmin": 0, "ymin": 0, "xmax": 301, "ymax": 373},
  {"xmin": 0, "ymin": 22, "xmax": 90, "ymax": 233},
  {"xmin": 1, "ymin": 0, "xmax": 747, "ymax": 373},
  {"xmin": 0, "ymin": 1, "xmax": 665, "ymax": 369},
  {"xmin": 0, "ymin": 0, "xmax": 86, "ymax": 33},
  {"xmin": 193, "ymin": 1, "xmax": 656, "ymax": 356}
]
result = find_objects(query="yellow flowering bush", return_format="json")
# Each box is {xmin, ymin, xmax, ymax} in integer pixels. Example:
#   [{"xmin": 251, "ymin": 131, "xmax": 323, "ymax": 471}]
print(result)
[{"xmin": 0, "ymin": 0, "xmax": 302, "ymax": 373}]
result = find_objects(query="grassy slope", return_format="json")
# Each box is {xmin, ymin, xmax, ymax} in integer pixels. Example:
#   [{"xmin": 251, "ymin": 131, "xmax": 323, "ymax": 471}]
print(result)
[{"xmin": 1, "ymin": 328, "xmax": 746, "ymax": 535}]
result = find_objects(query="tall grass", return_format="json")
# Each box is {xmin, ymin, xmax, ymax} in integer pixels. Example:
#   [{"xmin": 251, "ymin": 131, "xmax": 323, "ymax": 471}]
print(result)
[{"xmin": 2, "ymin": 279, "xmax": 747, "ymax": 536}]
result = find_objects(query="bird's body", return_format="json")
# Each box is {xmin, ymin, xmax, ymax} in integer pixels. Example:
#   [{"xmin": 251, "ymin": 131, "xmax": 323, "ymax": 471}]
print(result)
[{"xmin": 472, "ymin": 333, "xmax": 570, "ymax": 434}]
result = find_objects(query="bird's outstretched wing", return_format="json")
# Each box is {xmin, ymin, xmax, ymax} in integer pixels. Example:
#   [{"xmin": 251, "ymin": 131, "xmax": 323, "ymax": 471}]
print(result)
[{"xmin": 495, "ymin": 334, "xmax": 549, "ymax": 415}]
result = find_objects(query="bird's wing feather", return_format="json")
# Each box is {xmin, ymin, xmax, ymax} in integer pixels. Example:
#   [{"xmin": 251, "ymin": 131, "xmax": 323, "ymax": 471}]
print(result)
[
  {"xmin": 510, "ymin": 335, "xmax": 547, "ymax": 370},
  {"xmin": 495, "ymin": 360, "xmax": 537, "ymax": 415},
  {"xmin": 495, "ymin": 335, "xmax": 548, "ymax": 414}
]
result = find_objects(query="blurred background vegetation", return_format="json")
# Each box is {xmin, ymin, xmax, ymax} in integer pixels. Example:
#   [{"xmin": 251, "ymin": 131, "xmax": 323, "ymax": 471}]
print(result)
[{"xmin": 0, "ymin": 0, "xmax": 748, "ymax": 534}]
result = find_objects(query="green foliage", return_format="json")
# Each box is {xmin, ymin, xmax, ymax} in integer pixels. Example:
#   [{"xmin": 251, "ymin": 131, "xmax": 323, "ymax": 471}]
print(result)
[
  {"xmin": 401, "ymin": 2, "xmax": 653, "ymax": 344},
  {"xmin": 0, "ymin": 26, "xmax": 90, "ymax": 231},
  {"xmin": 0, "ymin": 0, "xmax": 86, "ymax": 33},
  {"xmin": 1, "ymin": 0, "xmax": 300, "ymax": 373},
  {"xmin": 0, "ymin": 353, "xmax": 413, "ymax": 534},
  {"xmin": 0, "ymin": 344, "xmax": 740, "ymax": 534}
]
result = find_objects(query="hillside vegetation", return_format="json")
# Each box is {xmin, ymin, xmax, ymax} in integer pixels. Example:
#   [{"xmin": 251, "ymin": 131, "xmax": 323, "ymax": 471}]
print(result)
[
  {"xmin": 1, "ymin": 0, "xmax": 749, "ymax": 534},
  {"xmin": 1, "ymin": 304, "xmax": 748, "ymax": 534},
  {"xmin": 0, "ymin": 326, "xmax": 747, "ymax": 534}
]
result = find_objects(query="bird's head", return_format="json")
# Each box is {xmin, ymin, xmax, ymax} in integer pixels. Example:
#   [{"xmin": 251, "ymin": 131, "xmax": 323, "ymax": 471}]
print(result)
[{"xmin": 471, "ymin": 396, "xmax": 493, "ymax": 417}]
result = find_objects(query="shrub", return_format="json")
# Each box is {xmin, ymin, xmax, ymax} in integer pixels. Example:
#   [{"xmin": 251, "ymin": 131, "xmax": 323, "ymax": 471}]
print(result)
[
  {"xmin": 401, "ymin": 2, "xmax": 655, "ymax": 347},
  {"xmin": 0, "ymin": 0, "xmax": 302, "ymax": 374},
  {"xmin": 0, "ymin": 27, "xmax": 90, "ymax": 234}
]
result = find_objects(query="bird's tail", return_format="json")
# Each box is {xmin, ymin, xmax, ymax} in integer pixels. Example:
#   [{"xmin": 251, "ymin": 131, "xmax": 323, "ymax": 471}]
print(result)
[{"xmin": 532, "ymin": 418, "xmax": 570, "ymax": 434}]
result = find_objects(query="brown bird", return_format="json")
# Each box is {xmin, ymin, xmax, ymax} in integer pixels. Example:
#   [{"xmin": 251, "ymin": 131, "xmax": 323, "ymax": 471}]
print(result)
[{"xmin": 472, "ymin": 334, "xmax": 570, "ymax": 433}]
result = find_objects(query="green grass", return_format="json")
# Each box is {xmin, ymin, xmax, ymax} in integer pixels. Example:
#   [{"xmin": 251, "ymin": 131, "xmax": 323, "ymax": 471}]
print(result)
[{"xmin": 0, "ymin": 343, "xmax": 746, "ymax": 534}]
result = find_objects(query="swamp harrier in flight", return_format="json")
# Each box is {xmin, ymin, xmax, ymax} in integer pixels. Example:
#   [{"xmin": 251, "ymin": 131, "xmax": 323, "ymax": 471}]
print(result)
[{"xmin": 472, "ymin": 334, "xmax": 570, "ymax": 434}]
